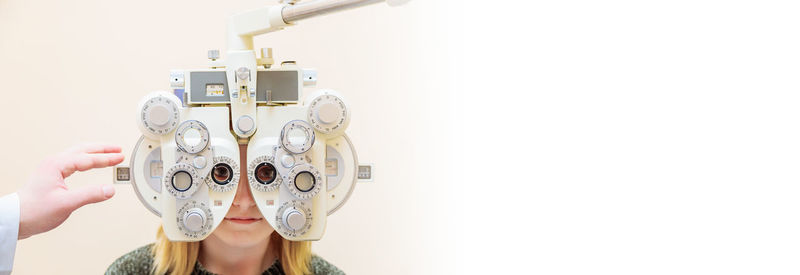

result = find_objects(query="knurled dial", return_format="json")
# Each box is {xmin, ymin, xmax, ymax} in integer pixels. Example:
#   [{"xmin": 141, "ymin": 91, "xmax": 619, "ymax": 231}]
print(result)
[
  {"xmin": 276, "ymin": 201, "xmax": 312, "ymax": 238},
  {"xmin": 164, "ymin": 163, "xmax": 201, "ymax": 199},
  {"xmin": 205, "ymin": 156, "xmax": 239, "ymax": 193},
  {"xmin": 280, "ymin": 120, "xmax": 315, "ymax": 154},
  {"xmin": 177, "ymin": 201, "xmax": 213, "ymax": 238},
  {"xmin": 285, "ymin": 163, "xmax": 323, "ymax": 200},
  {"xmin": 308, "ymin": 94, "xmax": 347, "ymax": 134},
  {"xmin": 248, "ymin": 155, "xmax": 283, "ymax": 192},
  {"xmin": 140, "ymin": 95, "xmax": 180, "ymax": 136},
  {"xmin": 175, "ymin": 120, "xmax": 210, "ymax": 154}
]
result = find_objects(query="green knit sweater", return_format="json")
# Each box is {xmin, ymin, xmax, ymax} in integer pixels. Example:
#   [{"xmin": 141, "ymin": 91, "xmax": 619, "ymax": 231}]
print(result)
[{"xmin": 105, "ymin": 244, "xmax": 344, "ymax": 275}]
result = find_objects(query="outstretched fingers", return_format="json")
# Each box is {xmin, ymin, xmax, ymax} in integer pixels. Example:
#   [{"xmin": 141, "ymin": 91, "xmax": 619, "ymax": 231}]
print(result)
[
  {"xmin": 64, "ymin": 184, "xmax": 115, "ymax": 211},
  {"xmin": 58, "ymin": 153, "xmax": 125, "ymax": 178},
  {"xmin": 64, "ymin": 143, "xmax": 122, "ymax": 155}
]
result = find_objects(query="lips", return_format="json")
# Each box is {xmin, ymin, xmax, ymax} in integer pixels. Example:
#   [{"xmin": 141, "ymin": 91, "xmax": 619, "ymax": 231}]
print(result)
[{"xmin": 224, "ymin": 217, "xmax": 263, "ymax": 224}]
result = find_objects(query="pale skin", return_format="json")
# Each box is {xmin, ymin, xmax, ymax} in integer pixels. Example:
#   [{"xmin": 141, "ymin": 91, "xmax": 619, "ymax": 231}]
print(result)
[
  {"xmin": 199, "ymin": 144, "xmax": 278, "ymax": 275},
  {"xmin": 18, "ymin": 143, "xmax": 279, "ymax": 274},
  {"xmin": 17, "ymin": 143, "xmax": 125, "ymax": 239}
]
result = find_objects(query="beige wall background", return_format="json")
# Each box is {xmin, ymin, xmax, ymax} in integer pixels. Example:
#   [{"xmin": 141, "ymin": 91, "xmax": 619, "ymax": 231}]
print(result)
[
  {"xmin": 0, "ymin": 0, "xmax": 458, "ymax": 274},
  {"xmin": 10, "ymin": 1, "xmax": 800, "ymax": 274}
]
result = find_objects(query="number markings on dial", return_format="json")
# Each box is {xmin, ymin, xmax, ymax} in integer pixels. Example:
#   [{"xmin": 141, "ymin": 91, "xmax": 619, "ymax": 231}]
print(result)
[
  {"xmin": 163, "ymin": 163, "xmax": 202, "ymax": 199},
  {"xmin": 275, "ymin": 201, "xmax": 313, "ymax": 238},
  {"xmin": 177, "ymin": 201, "xmax": 214, "ymax": 238}
]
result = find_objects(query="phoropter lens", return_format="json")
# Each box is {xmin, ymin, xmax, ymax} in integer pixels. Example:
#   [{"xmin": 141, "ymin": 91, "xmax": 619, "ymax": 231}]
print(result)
[
  {"xmin": 255, "ymin": 163, "xmax": 276, "ymax": 184},
  {"xmin": 212, "ymin": 163, "xmax": 233, "ymax": 185},
  {"xmin": 294, "ymin": 171, "xmax": 315, "ymax": 192},
  {"xmin": 171, "ymin": 171, "xmax": 192, "ymax": 192}
]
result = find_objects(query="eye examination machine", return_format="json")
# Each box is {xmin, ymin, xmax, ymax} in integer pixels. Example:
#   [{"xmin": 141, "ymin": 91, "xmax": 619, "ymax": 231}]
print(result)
[{"xmin": 113, "ymin": 0, "xmax": 406, "ymax": 242}]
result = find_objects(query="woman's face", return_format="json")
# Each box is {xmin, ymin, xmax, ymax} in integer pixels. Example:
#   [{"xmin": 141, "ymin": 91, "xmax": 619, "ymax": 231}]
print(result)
[{"xmin": 206, "ymin": 144, "xmax": 274, "ymax": 247}]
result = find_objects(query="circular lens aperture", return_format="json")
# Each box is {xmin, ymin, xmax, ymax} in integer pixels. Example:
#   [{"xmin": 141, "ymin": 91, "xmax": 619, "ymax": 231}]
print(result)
[
  {"xmin": 212, "ymin": 163, "xmax": 233, "ymax": 185},
  {"xmin": 183, "ymin": 128, "xmax": 202, "ymax": 147},
  {"xmin": 172, "ymin": 171, "xmax": 193, "ymax": 192},
  {"xmin": 294, "ymin": 171, "xmax": 316, "ymax": 192},
  {"xmin": 287, "ymin": 128, "xmax": 307, "ymax": 146},
  {"xmin": 255, "ymin": 163, "xmax": 277, "ymax": 185}
]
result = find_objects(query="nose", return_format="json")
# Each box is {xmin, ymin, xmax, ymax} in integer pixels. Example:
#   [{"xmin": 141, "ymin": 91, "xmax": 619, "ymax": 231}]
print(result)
[{"xmin": 232, "ymin": 144, "xmax": 256, "ymax": 209}]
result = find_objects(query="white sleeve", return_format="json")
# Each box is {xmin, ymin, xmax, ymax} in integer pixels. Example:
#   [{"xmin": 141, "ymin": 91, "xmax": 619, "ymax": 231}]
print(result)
[{"xmin": 0, "ymin": 193, "xmax": 19, "ymax": 275}]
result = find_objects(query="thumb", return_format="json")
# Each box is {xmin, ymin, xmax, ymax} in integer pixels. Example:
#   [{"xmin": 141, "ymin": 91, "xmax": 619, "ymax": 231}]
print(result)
[{"xmin": 66, "ymin": 184, "xmax": 115, "ymax": 210}]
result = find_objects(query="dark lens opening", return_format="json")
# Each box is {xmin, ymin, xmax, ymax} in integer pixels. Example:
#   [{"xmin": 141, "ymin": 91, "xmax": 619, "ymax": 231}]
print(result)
[
  {"xmin": 212, "ymin": 163, "xmax": 233, "ymax": 185},
  {"xmin": 255, "ymin": 163, "xmax": 277, "ymax": 185}
]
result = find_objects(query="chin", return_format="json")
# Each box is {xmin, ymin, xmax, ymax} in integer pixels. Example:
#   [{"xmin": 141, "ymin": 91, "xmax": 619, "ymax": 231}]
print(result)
[{"xmin": 210, "ymin": 220, "xmax": 275, "ymax": 248}]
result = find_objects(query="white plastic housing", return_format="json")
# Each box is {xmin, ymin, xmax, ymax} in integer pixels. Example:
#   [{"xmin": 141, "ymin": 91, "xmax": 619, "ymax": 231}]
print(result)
[
  {"xmin": 248, "ymin": 105, "xmax": 328, "ymax": 241},
  {"xmin": 158, "ymin": 107, "xmax": 240, "ymax": 241}
]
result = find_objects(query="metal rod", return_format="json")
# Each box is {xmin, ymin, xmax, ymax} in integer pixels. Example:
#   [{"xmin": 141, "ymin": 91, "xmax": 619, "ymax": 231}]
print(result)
[{"xmin": 282, "ymin": 0, "xmax": 384, "ymax": 23}]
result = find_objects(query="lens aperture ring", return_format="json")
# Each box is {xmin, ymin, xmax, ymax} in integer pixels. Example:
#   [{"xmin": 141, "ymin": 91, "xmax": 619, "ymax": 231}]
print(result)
[
  {"xmin": 164, "ymin": 163, "xmax": 201, "ymax": 199},
  {"xmin": 248, "ymin": 155, "xmax": 282, "ymax": 192},
  {"xmin": 205, "ymin": 156, "xmax": 239, "ymax": 193},
  {"xmin": 286, "ymin": 163, "xmax": 323, "ymax": 200}
]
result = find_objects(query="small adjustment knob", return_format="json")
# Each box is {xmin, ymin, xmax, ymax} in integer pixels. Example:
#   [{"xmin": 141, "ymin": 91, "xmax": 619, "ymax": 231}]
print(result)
[
  {"xmin": 193, "ymin": 156, "xmax": 207, "ymax": 169},
  {"xmin": 237, "ymin": 115, "xmax": 255, "ymax": 133},
  {"xmin": 281, "ymin": 155, "xmax": 295, "ymax": 168},
  {"xmin": 282, "ymin": 208, "xmax": 306, "ymax": 230},
  {"xmin": 208, "ymin": 50, "xmax": 220, "ymax": 60},
  {"xmin": 236, "ymin": 67, "xmax": 250, "ymax": 81},
  {"xmin": 183, "ymin": 208, "xmax": 207, "ymax": 232}
]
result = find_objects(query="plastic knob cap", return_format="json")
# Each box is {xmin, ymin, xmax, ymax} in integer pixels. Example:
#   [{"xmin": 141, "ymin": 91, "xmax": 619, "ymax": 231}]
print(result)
[
  {"xmin": 281, "ymin": 155, "xmax": 295, "ymax": 168},
  {"xmin": 237, "ymin": 116, "xmax": 255, "ymax": 133},
  {"xmin": 236, "ymin": 67, "xmax": 250, "ymax": 80},
  {"xmin": 283, "ymin": 209, "xmax": 306, "ymax": 230},
  {"xmin": 148, "ymin": 105, "xmax": 171, "ymax": 126},
  {"xmin": 208, "ymin": 50, "xmax": 220, "ymax": 60},
  {"xmin": 183, "ymin": 209, "xmax": 206, "ymax": 232},
  {"xmin": 193, "ymin": 156, "xmax": 207, "ymax": 169},
  {"xmin": 317, "ymin": 103, "xmax": 339, "ymax": 124}
]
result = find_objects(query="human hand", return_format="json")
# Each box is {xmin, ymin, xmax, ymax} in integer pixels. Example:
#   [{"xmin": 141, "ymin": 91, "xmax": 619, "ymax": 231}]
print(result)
[{"xmin": 17, "ymin": 144, "xmax": 125, "ymax": 239}]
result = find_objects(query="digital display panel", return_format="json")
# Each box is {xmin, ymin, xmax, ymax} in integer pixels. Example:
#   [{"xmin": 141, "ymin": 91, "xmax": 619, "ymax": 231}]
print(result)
[{"xmin": 206, "ymin": 84, "xmax": 225, "ymax": 96}]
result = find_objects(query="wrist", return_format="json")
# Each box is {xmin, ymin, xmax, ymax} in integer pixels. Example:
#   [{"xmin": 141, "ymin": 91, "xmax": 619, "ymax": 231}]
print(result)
[{"xmin": 16, "ymin": 191, "xmax": 31, "ymax": 240}]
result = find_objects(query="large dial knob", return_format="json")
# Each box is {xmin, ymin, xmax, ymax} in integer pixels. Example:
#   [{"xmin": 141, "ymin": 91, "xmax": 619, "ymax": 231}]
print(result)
[
  {"xmin": 307, "ymin": 90, "xmax": 350, "ymax": 136},
  {"xmin": 137, "ymin": 92, "xmax": 181, "ymax": 139},
  {"xmin": 276, "ymin": 201, "xmax": 312, "ymax": 237},
  {"xmin": 183, "ymin": 208, "xmax": 207, "ymax": 232},
  {"xmin": 177, "ymin": 201, "xmax": 213, "ymax": 238},
  {"xmin": 282, "ymin": 208, "xmax": 307, "ymax": 231}
]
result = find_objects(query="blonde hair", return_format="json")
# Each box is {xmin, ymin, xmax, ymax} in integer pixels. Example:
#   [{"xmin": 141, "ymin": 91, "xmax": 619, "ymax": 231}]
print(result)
[{"xmin": 150, "ymin": 226, "xmax": 312, "ymax": 275}]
